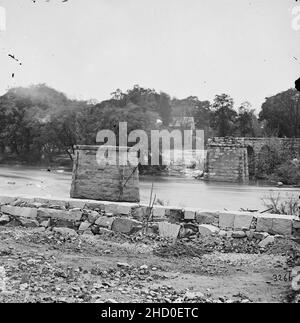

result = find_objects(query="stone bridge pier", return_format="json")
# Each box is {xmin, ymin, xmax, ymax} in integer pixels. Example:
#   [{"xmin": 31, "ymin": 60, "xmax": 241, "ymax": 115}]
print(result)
[
  {"xmin": 205, "ymin": 137, "xmax": 300, "ymax": 183},
  {"xmin": 70, "ymin": 145, "xmax": 140, "ymax": 202}
]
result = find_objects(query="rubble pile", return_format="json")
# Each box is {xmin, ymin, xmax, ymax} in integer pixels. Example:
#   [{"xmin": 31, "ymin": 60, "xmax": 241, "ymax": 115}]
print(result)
[
  {"xmin": 0, "ymin": 219, "xmax": 298, "ymax": 303},
  {"xmin": 0, "ymin": 227, "xmax": 257, "ymax": 304},
  {"xmin": 154, "ymin": 234, "xmax": 300, "ymax": 258},
  {"xmin": 0, "ymin": 195, "xmax": 299, "ymax": 254}
]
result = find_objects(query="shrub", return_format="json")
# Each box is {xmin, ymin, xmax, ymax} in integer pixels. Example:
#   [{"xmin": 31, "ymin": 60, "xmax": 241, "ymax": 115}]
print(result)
[
  {"xmin": 271, "ymin": 159, "xmax": 300, "ymax": 185},
  {"xmin": 262, "ymin": 193, "xmax": 299, "ymax": 216}
]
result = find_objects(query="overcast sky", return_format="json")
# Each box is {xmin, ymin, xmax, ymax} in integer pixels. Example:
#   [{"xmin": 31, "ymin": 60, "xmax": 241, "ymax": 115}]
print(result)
[{"xmin": 0, "ymin": 0, "xmax": 299, "ymax": 110}]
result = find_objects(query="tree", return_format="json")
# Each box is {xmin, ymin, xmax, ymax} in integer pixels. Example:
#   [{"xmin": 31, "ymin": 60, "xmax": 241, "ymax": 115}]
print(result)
[
  {"xmin": 171, "ymin": 96, "xmax": 199, "ymax": 118},
  {"xmin": 210, "ymin": 94, "xmax": 237, "ymax": 137},
  {"xmin": 157, "ymin": 92, "xmax": 172, "ymax": 126},
  {"xmin": 259, "ymin": 89, "xmax": 300, "ymax": 138},
  {"xmin": 236, "ymin": 102, "xmax": 260, "ymax": 137},
  {"xmin": 0, "ymin": 84, "xmax": 88, "ymax": 163},
  {"xmin": 109, "ymin": 85, "xmax": 171, "ymax": 125},
  {"xmin": 192, "ymin": 99, "xmax": 211, "ymax": 130}
]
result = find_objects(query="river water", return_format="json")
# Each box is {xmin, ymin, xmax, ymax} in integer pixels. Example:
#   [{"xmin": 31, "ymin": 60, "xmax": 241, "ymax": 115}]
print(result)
[{"xmin": 0, "ymin": 165, "xmax": 298, "ymax": 211}]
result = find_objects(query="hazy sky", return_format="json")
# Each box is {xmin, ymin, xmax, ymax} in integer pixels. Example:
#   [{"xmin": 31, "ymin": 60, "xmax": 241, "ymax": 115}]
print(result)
[{"xmin": 0, "ymin": 0, "xmax": 299, "ymax": 110}]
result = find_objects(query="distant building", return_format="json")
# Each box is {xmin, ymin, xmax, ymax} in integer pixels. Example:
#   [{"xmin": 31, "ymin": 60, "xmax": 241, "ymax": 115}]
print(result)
[{"xmin": 171, "ymin": 117, "xmax": 195, "ymax": 130}]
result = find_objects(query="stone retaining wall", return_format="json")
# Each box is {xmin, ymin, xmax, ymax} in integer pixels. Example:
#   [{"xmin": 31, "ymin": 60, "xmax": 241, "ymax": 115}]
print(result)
[{"xmin": 0, "ymin": 196, "xmax": 299, "ymax": 242}]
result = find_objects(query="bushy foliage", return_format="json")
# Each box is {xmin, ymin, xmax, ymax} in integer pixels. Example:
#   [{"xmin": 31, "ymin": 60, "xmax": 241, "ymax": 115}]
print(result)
[
  {"xmin": 271, "ymin": 159, "xmax": 300, "ymax": 185},
  {"xmin": 259, "ymin": 89, "xmax": 300, "ymax": 138},
  {"xmin": 262, "ymin": 193, "xmax": 299, "ymax": 216},
  {"xmin": 0, "ymin": 84, "xmax": 166, "ymax": 165}
]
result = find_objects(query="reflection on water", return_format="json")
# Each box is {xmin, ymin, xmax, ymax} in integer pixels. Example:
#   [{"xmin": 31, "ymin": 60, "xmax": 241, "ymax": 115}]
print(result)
[{"xmin": 0, "ymin": 165, "xmax": 298, "ymax": 211}]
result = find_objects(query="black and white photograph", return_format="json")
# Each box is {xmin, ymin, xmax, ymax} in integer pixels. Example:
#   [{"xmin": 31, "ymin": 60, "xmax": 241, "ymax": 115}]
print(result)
[{"xmin": 0, "ymin": 0, "xmax": 300, "ymax": 309}]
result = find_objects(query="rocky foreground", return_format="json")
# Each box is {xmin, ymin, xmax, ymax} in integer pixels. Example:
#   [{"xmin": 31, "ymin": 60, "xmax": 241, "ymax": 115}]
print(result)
[{"xmin": 0, "ymin": 226, "xmax": 299, "ymax": 303}]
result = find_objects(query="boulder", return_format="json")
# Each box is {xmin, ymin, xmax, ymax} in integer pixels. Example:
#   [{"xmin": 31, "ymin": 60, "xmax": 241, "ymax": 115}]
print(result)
[
  {"xmin": 68, "ymin": 200, "xmax": 86, "ymax": 209},
  {"xmin": 272, "ymin": 217, "xmax": 293, "ymax": 236},
  {"xmin": 152, "ymin": 206, "xmax": 166, "ymax": 219},
  {"xmin": 37, "ymin": 208, "xmax": 82, "ymax": 222},
  {"xmin": 232, "ymin": 231, "xmax": 247, "ymax": 239},
  {"xmin": 78, "ymin": 221, "xmax": 91, "ymax": 233},
  {"xmin": 104, "ymin": 202, "xmax": 137, "ymax": 215},
  {"xmin": 184, "ymin": 209, "xmax": 196, "ymax": 221},
  {"xmin": 18, "ymin": 217, "xmax": 39, "ymax": 228},
  {"xmin": 82, "ymin": 229, "xmax": 94, "ymax": 236},
  {"xmin": 196, "ymin": 211, "xmax": 218, "ymax": 225},
  {"xmin": 41, "ymin": 219, "xmax": 51, "ymax": 228},
  {"xmin": 256, "ymin": 215, "xmax": 273, "ymax": 233},
  {"xmin": 179, "ymin": 225, "xmax": 198, "ymax": 238},
  {"xmin": 95, "ymin": 216, "xmax": 115, "ymax": 230},
  {"xmin": 117, "ymin": 262, "xmax": 131, "ymax": 268},
  {"xmin": 158, "ymin": 222, "xmax": 181, "ymax": 239},
  {"xmin": 256, "ymin": 214, "xmax": 294, "ymax": 236},
  {"xmin": 112, "ymin": 218, "xmax": 142, "ymax": 235},
  {"xmin": 234, "ymin": 213, "xmax": 254, "ymax": 230},
  {"xmin": 0, "ymin": 214, "xmax": 10, "ymax": 225},
  {"xmin": 1, "ymin": 206, "xmax": 37, "ymax": 219},
  {"xmin": 253, "ymin": 232, "xmax": 269, "ymax": 240},
  {"xmin": 88, "ymin": 211, "xmax": 101, "ymax": 224},
  {"xmin": 198, "ymin": 224, "xmax": 219, "ymax": 236},
  {"xmin": 259, "ymin": 235, "xmax": 275, "ymax": 248},
  {"xmin": 219, "ymin": 212, "xmax": 235, "ymax": 230}
]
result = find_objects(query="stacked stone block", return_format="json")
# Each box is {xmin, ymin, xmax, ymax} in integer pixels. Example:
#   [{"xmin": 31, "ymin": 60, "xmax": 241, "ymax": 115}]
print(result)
[
  {"xmin": 70, "ymin": 145, "xmax": 140, "ymax": 202},
  {"xmin": 0, "ymin": 195, "xmax": 299, "ymax": 242}
]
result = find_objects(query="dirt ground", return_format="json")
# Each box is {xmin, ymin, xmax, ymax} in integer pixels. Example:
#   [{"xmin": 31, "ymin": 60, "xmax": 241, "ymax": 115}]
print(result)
[{"xmin": 0, "ymin": 226, "xmax": 297, "ymax": 303}]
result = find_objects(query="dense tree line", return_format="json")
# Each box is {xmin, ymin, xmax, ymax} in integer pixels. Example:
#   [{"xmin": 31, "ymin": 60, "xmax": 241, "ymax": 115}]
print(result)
[
  {"xmin": 259, "ymin": 89, "xmax": 300, "ymax": 138},
  {"xmin": 0, "ymin": 84, "xmax": 299, "ymax": 167}
]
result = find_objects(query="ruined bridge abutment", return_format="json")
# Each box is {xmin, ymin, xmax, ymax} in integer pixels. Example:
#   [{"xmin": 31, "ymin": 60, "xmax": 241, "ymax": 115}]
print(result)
[{"xmin": 205, "ymin": 137, "xmax": 300, "ymax": 183}]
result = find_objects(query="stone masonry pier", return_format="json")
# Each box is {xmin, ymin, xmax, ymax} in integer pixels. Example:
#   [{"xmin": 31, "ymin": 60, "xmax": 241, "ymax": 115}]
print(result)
[
  {"xmin": 205, "ymin": 137, "xmax": 300, "ymax": 183},
  {"xmin": 70, "ymin": 145, "xmax": 140, "ymax": 202}
]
